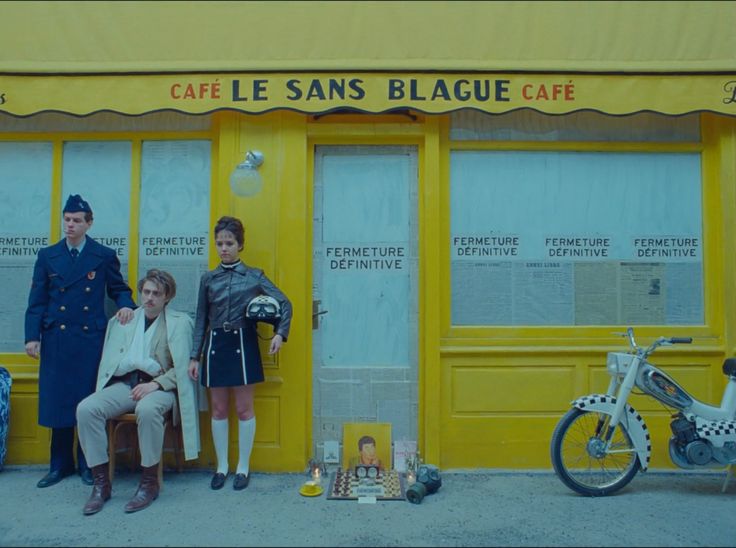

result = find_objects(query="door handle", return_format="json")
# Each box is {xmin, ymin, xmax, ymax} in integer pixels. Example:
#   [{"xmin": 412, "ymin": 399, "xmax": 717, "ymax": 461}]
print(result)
[{"xmin": 312, "ymin": 300, "xmax": 328, "ymax": 330}]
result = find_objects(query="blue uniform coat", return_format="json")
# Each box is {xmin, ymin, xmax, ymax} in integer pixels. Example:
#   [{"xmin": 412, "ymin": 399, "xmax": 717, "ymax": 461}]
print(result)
[{"xmin": 25, "ymin": 237, "xmax": 135, "ymax": 427}]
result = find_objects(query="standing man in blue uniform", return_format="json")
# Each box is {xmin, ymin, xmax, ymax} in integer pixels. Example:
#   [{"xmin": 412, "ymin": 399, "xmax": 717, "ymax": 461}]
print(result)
[{"xmin": 25, "ymin": 194, "xmax": 135, "ymax": 488}]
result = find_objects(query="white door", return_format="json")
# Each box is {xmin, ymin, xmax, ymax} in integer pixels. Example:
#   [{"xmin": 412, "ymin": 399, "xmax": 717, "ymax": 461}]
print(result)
[{"xmin": 312, "ymin": 145, "xmax": 418, "ymax": 464}]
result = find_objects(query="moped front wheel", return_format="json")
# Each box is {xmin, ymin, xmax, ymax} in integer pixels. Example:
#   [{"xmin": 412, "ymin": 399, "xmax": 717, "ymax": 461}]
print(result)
[{"xmin": 550, "ymin": 407, "xmax": 640, "ymax": 496}]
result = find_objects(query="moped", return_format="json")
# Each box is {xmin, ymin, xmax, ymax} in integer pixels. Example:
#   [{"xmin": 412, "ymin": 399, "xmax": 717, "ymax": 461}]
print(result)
[{"xmin": 550, "ymin": 327, "xmax": 736, "ymax": 496}]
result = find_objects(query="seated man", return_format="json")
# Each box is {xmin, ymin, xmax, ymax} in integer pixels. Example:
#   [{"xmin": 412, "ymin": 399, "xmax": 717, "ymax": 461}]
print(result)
[{"xmin": 76, "ymin": 269, "xmax": 200, "ymax": 515}]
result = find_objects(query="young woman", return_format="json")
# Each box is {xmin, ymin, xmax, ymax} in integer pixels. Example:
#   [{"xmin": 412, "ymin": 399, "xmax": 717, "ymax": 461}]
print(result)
[{"xmin": 188, "ymin": 216, "xmax": 292, "ymax": 491}]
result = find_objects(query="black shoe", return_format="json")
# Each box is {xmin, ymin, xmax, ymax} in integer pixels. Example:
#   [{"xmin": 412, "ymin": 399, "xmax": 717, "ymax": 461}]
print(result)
[
  {"xmin": 37, "ymin": 467, "xmax": 75, "ymax": 488},
  {"xmin": 79, "ymin": 468, "xmax": 94, "ymax": 486},
  {"xmin": 210, "ymin": 472, "xmax": 227, "ymax": 490},
  {"xmin": 233, "ymin": 473, "xmax": 250, "ymax": 491}
]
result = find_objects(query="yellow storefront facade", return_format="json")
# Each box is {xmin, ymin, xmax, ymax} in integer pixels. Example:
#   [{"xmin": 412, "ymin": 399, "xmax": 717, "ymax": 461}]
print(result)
[{"xmin": 1, "ymin": 1, "xmax": 736, "ymax": 472}]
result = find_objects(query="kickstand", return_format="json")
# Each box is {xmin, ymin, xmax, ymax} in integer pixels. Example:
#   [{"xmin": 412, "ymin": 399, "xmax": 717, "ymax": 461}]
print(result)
[{"xmin": 722, "ymin": 464, "xmax": 734, "ymax": 493}]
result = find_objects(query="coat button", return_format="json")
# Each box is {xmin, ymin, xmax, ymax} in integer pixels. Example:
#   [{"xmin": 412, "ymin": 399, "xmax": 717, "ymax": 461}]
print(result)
[
  {"xmin": 83, "ymin": 326, "xmax": 89, "ymax": 331},
  {"xmin": 85, "ymin": 287, "xmax": 91, "ymax": 292},
  {"xmin": 60, "ymin": 305, "xmax": 66, "ymax": 311},
  {"xmin": 60, "ymin": 324, "xmax": 66, "ymax": 330},
  {"xmin": 83, "ymin": 306, "xmax": 89, "ymax": 311},
  {"xmin": 60, "ymin": 287, "xmax": 65, "ymax": 292}
]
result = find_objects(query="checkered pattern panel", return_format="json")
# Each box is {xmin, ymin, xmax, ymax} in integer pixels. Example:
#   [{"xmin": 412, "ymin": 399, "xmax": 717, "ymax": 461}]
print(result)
[
  {"xmin": 575, "ymin": 394, "xmax": 614, "ymax": 408},
  {"xmin": 696, "ymin": 419, "xmax": 736, "ymax": 441}
]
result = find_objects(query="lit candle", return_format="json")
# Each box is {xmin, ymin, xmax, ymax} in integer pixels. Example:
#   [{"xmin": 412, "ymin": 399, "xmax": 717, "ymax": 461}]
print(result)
[
  {"xmin": 312, "ymin": 467, "xmax": 322, "ymax": 484},
  {"xmin": 406, "ymin": 471, "xmax": 416, "ymax": 485}
]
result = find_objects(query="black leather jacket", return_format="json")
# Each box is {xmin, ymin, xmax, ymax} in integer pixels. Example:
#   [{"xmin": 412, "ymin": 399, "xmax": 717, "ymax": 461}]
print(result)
[{"xmin": 190, "ymin": 262, "xmax": 292, "ymax": 359}]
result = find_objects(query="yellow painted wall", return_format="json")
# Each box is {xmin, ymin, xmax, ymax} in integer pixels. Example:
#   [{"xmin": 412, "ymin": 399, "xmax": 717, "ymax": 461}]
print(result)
[
  {"xmin": 1, "ymin": 114, "xmax": 313, "ymax": 472},
  {"xmin": 3, "ymin": 110, "xmax": 736, "ymax": 472},
  {"xmin": 436, "ymin": 112, "xmax": 736, "ymax": 469},
  {"xmin": 218, "ymin": 111, "xmax": 312, "ymax": 471}
]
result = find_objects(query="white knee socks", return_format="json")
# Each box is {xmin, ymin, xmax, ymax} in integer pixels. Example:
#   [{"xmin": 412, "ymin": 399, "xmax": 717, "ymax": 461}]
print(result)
[
  {"xmin": 236, "ymin": 417, "xmax": 256, "ymax": 475},
  {"xmin": 211, "ymin": 418, "xmax": 229, "ymax": 475}
]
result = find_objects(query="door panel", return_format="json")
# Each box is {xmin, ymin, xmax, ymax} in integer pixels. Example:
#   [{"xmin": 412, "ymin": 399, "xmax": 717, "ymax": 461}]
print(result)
[{"xmin": 312, "ymin": 145, "xmax": 418, "ymax": 462}]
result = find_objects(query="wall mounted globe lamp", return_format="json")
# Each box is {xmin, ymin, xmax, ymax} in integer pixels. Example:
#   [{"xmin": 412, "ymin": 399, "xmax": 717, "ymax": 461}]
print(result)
[{"xmin": 229, "ymin": 150, "xmax": 264, "ymax": 197}]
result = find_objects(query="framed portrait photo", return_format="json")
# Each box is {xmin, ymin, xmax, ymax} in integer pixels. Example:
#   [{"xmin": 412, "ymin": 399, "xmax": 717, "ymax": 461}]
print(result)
[{"xmin": 342, "ymin": 422, "xmax": 392, "ymax": 472}]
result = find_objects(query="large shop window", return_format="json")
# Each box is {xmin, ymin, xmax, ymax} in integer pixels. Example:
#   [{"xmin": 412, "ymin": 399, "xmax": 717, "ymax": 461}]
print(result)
[
  {"xmin": 0, "ymin": 142, "xmax": 53, "ymax": 353},
  {"xmin": 450, "ymin": 150, "xmax": 703, "ymax": 326},
  {"xmin": 138, "ymin": 140, "xmax": 210, "ymax": 316},
  {"xmin": 0, "ymin": 138, "xmax": 210, "ymax": 352},
  {"xmin": 62, "ymin": 140, "xmax": 134, "ymax": 291}
]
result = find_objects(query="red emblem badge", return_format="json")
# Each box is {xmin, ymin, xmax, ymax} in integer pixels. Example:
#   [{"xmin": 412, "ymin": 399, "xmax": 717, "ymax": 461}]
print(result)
[{"xmin": 87, "ymin": 271, "xmax": 96, "ymax": 280}]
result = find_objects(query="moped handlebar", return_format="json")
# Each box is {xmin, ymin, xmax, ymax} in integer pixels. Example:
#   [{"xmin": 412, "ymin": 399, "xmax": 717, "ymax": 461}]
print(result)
[{"xmin": 615, "ymin": 329, "xmax": 692, "ymax": 358}]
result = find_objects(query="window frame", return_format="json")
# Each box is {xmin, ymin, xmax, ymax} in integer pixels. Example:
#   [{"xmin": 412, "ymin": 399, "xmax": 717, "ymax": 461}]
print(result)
[{"xmin": 440, "ymin": 112, "xmax": 720, "ymax": 346}]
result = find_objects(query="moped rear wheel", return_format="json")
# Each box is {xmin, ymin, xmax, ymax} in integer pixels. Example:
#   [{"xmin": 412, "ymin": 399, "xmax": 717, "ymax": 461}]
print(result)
[{"xmin": 550, "ymin": 407, "xmax": 640, "ymax": 496}]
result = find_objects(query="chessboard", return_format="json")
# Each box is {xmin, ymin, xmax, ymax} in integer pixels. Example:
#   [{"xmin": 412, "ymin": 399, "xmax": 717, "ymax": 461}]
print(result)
[{"xmin": 327, "ymin": 469, "xmax": 406, "ymax": 501}]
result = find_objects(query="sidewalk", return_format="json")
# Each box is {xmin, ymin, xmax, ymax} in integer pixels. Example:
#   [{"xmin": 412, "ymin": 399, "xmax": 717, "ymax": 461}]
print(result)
[{"xmin": 0, "ymin": 465, "xmax": 733, "ymax": 547}]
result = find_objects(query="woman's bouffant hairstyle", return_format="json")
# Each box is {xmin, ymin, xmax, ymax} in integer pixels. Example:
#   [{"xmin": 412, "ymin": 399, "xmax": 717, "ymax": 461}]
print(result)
[
  {"xmin": 137, "ymin": 268, "xmax": 177, "ymax": 302},
  {"xmin": 214, "ymin": 216, "xmax": 245, "ymax": 248}
]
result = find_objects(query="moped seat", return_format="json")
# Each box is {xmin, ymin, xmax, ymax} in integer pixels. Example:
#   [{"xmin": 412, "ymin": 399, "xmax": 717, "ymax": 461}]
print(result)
[{"xmin": 722, "ymin": 358, "xmax": 736, "ymax": 377}]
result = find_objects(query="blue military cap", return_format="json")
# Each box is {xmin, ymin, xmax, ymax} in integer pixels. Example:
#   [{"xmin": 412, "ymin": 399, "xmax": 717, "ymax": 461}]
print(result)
[{"xmin": 63, "ymin": 194, "xmax": 92, "ymax": 214}]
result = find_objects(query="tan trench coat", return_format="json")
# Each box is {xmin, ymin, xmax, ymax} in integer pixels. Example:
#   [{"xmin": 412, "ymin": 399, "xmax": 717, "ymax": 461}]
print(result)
[{"xmin": 94, "ymin": 307, "xmax": 201, "ymax": 461}]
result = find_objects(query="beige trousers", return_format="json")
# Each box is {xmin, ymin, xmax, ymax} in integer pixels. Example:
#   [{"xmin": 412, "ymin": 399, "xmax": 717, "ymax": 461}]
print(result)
[{"xmin": 76, "ymin": 380, "xmax": 175, "ymax": 468}]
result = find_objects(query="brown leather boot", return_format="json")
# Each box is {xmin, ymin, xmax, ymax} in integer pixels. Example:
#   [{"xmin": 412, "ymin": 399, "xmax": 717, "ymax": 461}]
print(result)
[
  {"xmin": 83, "ymin": 464, "xmax": 112, "ymax": 516},
  {"xmin": 124, "ymin": 464, "xmax": 160, "ymax": 513}
]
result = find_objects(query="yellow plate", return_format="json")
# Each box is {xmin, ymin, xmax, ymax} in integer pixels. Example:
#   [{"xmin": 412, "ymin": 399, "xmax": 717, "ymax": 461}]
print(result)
[{"xmin": 299, "ymin": 482, "xmax": 324, "ymax": 497}]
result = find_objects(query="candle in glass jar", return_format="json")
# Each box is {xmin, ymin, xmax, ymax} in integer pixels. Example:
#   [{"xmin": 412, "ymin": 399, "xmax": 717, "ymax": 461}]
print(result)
[
  {"xmin": 406, "ymin": 471, "xmax": 416, "ymax": 485},
  {"xmin": 312, "ymin": 467, "xmax": 322, "ymax": 484}
]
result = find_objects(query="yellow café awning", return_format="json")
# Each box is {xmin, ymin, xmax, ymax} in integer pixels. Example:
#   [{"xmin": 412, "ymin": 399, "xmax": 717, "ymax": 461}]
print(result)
[
  {"xmin": 0, "ymin": 1, "xmax": 735, "ymax": 117},
  {"xmin": 2, "ymin": 72, "xmax": 736, "ymax": 117}
]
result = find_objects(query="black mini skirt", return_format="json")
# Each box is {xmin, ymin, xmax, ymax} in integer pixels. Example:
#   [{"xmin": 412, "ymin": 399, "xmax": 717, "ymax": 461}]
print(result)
[{"xmin": 201, "ymin": 326, "xmax": 264, "ymax": 388}]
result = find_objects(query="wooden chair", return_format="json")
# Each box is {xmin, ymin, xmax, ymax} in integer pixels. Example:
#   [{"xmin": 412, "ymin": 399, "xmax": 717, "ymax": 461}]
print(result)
[{"xmin": 107, "ymin": 411, "xmax": 183, "ymax": 489}]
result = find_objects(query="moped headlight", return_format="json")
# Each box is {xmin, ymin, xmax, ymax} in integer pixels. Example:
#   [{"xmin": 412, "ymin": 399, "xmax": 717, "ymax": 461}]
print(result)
[{"xmin": 606, "ymin": 352, "xmax": 632, "ymax": 376}]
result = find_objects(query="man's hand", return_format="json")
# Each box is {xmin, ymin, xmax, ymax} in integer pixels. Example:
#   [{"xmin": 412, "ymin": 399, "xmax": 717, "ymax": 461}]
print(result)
[
  {"xmin": 116, "ymin": 307, "xmax": 134, "ymax": 325},
  {"xmin": 131, "ymin": 381, "xmax": 159, "ymax": 401},
  {"xmin": 188, "ymin": 359, "xmax": 199, "ymax": 381},
  {"xmin": 25, "ymin": 341, "xmax": 40, "ymax": 359},
  {"xmin": 269, "ymin": 334, "xmax": 284, "ymax": 355}
]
